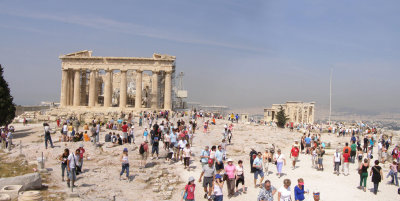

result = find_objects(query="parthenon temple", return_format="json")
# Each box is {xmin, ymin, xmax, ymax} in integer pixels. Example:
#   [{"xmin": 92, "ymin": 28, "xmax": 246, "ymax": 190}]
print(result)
[
  {"xmin": 59, "ymin": 50, "xmax": 176, "ymax": 111},
  {"xmin": 264, "ymin": 101, "xmax": 315, "ymax": 124}
]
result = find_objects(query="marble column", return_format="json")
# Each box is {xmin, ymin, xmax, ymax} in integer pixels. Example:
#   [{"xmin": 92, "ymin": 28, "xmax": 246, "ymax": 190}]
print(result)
[
  {"xmin": 151, "ymin": 71, "xmax": 159, "ymax": 109},
  {"xmin": 164, "ymin": 71, "xmax": 172, "ymax": 110},
  {"xmin": 69, "ymin": 70, "xmax": 74, "ymax": 106},
  {"xmin": 104, "ymin": 70, "xmax": 112, "ymax": 107},
  {"xmin": 60, "ymin": 69, "xmax": 68, "ymax": 107},
  {"xmin": 296, "ymin": 107, "xmax": 300, "ymax": 123},
  {"xmin": 73, "ymin": 69, "xmax": 81, "ymax": 106},
  {"xmin": 120, "ymin": 70, "xmax": 127, "ymax": 108},
  {"xmin": 80, "ymin": 71, "xmax": 87, "ymax": 105},
  {"xmin": 88, "ymin": 70, "xmax": 97, "ymax": 107},
  {"xmin": 135, "ymin": 70, "xmax": 143, "ymax": 109},
  {"xmin": 301, "ymin": 106, "xmax": 305, "ymax": 124},
  {"xmin": 311, "ymin": 106, "xmax": 315, "ymax": 124}
]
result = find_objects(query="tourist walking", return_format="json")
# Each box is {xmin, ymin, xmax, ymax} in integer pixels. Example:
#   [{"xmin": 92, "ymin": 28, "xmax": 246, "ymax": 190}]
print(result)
[
  {"xmin": 263, "ymin": 148, "xmax": 272, "ymax": 176},
  {"xmin": 67, "ymin": 149, "xmax": 80, "ymax": 189},
  {"xmin": 290, "ymin": 142, "xmax": 300, "ymax": 169},
  {"xmin": 224, "ymin": 158, "xmax": 236, "ymax": 197},
  {"xmin": 213, "ymin": 174, "xmax": 224, "ymax": 201},
  {"xmin": 274, "ymin": 149, "xmax": 286, "ymax": 178},
  {"xmin": 183, "ymin": 144, "xmax": 192, "ymax": 170},
  {"xmin": 253, "ymin": 152, "xmax": 264, "ymax": 187},
  {"xmin": 358, "ymin": 158, "xmax": 370, "ymax": 192},
  {"xmin": 6, "ymin": 130, "xmax": 12, "ymax": 151},
  {"xmin": 235, "ymin": 160, "xmax": 246, "ymax": 194},
  {"xmin": 139, "ymin": 140, "xmax": 149, "ymax": 168},
  {"xmin": 215, "ymin": 145, "xmax": 224, "ymax": 173},
  {"xmin": 342, "ymin": 149, "xmax": 350, "ymax": 176},
  {"xmin": 120, "ymin": 148, "xmax": 129, "ymax": 180},
  {"xmin": 198, "ymin": 160, "xmax": 215, "ymax": 200},
  {"xmin": 294, "ymin": 178, "xmax": 308, "ymax": 201},
  {"xmin": 387, "ymin": 161, "xmax": 399, "ymax": 186},
  {"xmin": 370, "ymin": 160, "xmax": 383, "ymax": 194},
  {"xmin": 200, "ymin": 146, "xmax": 210, "ymax": 168},
  {"xmin": 182, "ymin": 176, "xmax": 196, "ymax": 201},
  {"xmin": 59, "ymin": 148, "xmax": 69, "ymax": 182},
  {"xmin": 316, "ymin": 146, "xmax": 325, "ymax": 171},
  {"xmin": 333, "ymin": 149, "xmax": 341, "ymax": 175},
  {"xmin": 277, "ymin": 179, "xmax": 292, "ymax": 201},
  {"xmin": 257, "ymin": 180, "xmax": 276, "ymax": 201},
  {"xmin": 43, "ymin": 122, "xmax": 54, "ymax": 149}
]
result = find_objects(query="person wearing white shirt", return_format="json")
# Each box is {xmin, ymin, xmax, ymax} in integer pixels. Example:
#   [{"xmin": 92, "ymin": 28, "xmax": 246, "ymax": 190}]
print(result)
[
  {"xmin": 67, "ymin": 149, "xmax": 80, "ymax": 189},
  {"xmin": 278, "ymin": 179, "xmax": 292, "ymax": 201}
]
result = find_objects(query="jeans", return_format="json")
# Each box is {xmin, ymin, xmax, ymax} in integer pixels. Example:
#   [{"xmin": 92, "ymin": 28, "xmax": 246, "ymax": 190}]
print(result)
[
  {"xmin": 44, "ymin": 134, "xmax": 53, "ymax": 149},
  {"xmin": 334, "ymin": 162, "xmax": 340, "ymax": 173},
  {"xmin": 95, "ymin": 133, "xmax": 99, "ymax": 143},
  {"xmin": 391, "ymin": 172, "xmax": 399, "ymax": 186},
  {"xmin": 120, "ymin": 163, "xmax": 129, "ymax": 177},
  {"xmin": 373, "ymin": 182, "xmax": 379, "ymax": 194},
  {"xmin": 214, "ymin": 195, "xmax": 223, "ymax": 201},
  {"xmin": 61, "ymin": 163, "xmax": 67, "ymax": 177},
  {"xmin": 152, "ymin": 146, "xmax": 159, "ymax": 155},
  {"xmin": 68, "ymin": 168, "xmax": 76, "ymax": 181}
]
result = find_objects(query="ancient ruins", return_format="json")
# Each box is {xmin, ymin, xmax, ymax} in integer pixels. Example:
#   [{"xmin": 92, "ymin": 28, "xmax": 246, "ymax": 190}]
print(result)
[
  {"xmin": 264, "ymin": 101, "xmax": 315, "ymax": 124},
  {"xmin": 59, "ymin": 50, "xmax": 176, "ymax": 112}
]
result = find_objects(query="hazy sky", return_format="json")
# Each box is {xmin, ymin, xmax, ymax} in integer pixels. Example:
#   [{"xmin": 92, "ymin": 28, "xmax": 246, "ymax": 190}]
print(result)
[{"xmin": 1, "ymin": 0, "xmax": 399, "ymax": 114}]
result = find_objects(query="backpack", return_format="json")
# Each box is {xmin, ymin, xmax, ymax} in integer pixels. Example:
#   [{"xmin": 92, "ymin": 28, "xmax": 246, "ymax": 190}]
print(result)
[{"xmin": 139, "ymin": 144, "xmax": 145, "ymax": 154}]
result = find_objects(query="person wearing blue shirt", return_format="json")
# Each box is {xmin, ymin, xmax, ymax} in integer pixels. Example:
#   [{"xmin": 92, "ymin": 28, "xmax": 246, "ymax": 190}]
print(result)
[
  {"xmin": 294, "ymin": 178, "xmax": 307, "ymax": 201},
  {"xmin": 253, "ymin": 152, "xmax": 264, "ymax": 188},
  {"xmin": 215, "ymin": 146, "xmax": 224, "ymax": 172},
  {"xmin": 143, "ymin": 128, "xmax": 149, "ymax": 142},
  {"xmin": 200, "ymin": 146, "xmax": 210, "ymax": 168}
]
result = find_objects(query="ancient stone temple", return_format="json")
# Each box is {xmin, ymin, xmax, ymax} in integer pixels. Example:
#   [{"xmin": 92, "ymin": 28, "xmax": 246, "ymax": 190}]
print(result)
[
  {"xmin": 264, "ymin": 101, "xmax": 315, "ymax": 124},
  {"xmin": 59, "ymin": 50, "xmax": 176, "ymax": 111}
]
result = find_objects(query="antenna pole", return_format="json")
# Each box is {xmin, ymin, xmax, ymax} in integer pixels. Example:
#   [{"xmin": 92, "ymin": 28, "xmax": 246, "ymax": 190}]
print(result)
[{"xmin": 329, "ymin": 68, "xmax": 333, "ymax": 126}]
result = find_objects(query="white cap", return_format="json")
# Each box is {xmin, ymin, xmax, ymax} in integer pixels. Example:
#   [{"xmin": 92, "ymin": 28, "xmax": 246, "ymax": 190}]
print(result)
[
  {"xmin": 227, "ymin": 158, "xmax": 233, "ymax": 162},
  {"xmin": 188, "ymin": 176, "xmax": 195, "ymax": 182}
]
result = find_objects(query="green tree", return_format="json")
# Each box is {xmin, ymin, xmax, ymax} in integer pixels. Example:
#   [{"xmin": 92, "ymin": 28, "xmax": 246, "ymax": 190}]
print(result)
[
  {"xmin": 276, "ymin": 106, "xmax": 288, "ymax": 128},
  {"xmin": 0, "ymin": 64, "xmax": 16, "ymax": 126}
]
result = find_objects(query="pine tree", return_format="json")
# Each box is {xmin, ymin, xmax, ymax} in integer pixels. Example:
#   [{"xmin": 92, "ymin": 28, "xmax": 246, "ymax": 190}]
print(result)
[
  {"xmin": 276, "ymin": 106, "xmax": 288, "ymax": 128},
  {"xmin": 0, "ymin": 64, "xmax": 16, "ymax": 126}
]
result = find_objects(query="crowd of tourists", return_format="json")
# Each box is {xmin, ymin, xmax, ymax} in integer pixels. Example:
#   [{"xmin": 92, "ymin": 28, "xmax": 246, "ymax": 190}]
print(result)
[{"xmin": 4, "ymin": 109, "xmax": 398, "ymax": 200}]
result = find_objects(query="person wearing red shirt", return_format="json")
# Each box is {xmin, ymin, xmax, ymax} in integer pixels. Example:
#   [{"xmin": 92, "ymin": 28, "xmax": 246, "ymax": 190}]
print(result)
[
  {"xmin": 78, "ymin": 144, "xmax": 85, "ymax": 174},
  {"xmin": 342, "ymin": 149, "xmax": 350, "ymax": 176},
  {"xmin": 183, "ymin": 176, "xmax": 196, "ymax": 201},
  {"xmin": 121, "ymin": 122, "xmax": 129, "ymax": 144},
  {"xmin": 290, "ymin": 141, "xmax": 300, "ymax": 169}
]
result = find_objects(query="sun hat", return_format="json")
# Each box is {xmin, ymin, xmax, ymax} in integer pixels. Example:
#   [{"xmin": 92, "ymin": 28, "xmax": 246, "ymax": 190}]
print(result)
[
  {"xmin": 188, "ymin": 176, "xmax": 195, "ymax": 182},
  {"xmin": 227, "ymin": 158, "xmax": 233, "ymax": 162},
  {"xmin": 215, "ymin": 174, "xmax": 222, "ymax": 179},
  {"xmin": 131, "ymin": 126, "xmax": 134, "ymax": 128},
  {"xmin": 123, "ymin": 148, "xmax": 128, "ymax": 152},
  {"xmin": 79, "ymin": 143, "xmax": 84, "ymax": 148}
]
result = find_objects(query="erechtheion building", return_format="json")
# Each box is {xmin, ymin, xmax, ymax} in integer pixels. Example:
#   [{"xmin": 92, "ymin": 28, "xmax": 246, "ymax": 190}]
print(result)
[
  {"xmin": 59, "ymin": 50, "xmax": 176, "ymax": 112},
  {"xmin": 264, "ymin": 101, "xmax": 315, "ymax": 124}
]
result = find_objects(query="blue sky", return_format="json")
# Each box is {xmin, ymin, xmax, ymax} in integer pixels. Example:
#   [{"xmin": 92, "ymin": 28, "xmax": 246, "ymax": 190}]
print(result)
[{"xmin": 0, "ymin": 0, "xmax": 399, "ymax": 114}]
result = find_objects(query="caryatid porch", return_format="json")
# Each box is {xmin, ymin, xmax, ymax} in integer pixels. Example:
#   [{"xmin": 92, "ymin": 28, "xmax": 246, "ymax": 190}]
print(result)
[{"xmin": 59, "ymin": 50, "xmax": 175, "ymax": 110}]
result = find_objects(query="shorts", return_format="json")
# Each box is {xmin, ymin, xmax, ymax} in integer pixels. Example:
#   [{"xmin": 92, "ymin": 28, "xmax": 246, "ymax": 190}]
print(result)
[
  {"xmin": 141, "ymin": 152, "xmax": 148, "ymax": 160},
  {"xmin": 123, "ymin": 132, "xmax": 128, "ymax": 139},
  {"xmin": 254, "ymin": 169, "xmax": 264, "ymax": 179},
  {"xmin": 318, "ymin": 158, "xmax": 323, "ymax": 165},
  {"xmin": 152, "ymin": 146, "xmax": 159, "ymax": 155},
  {"xmin": 306, "ymin": 143, "xmax": 311, "ymax": 148},
  {"xmin": 236, "ymin": 175, "xmax": 244, "ymax": 187},
  {"xmin": 203, "ymin": 177, "xmax": 213, "ymax": 188},
  {"xmin": 292, "ymin": 157, "xmax": 298, "ymax": 162},
  {"xmin": 184, "ymin": 157, "xmax": 190, "ymax": 166},
  {"xmin": 167, "ymin": 152, "xmax": 173, "ymax": 159},
  {"xmin": 215, "ymin": 161, "xmax": 224, "ymax": 171}
]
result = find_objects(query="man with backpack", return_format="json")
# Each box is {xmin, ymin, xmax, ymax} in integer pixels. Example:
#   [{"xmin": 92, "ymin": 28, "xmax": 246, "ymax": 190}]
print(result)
[{"xmin": 139, "ymin": 140, "xmax": 149, "ymax": 168}]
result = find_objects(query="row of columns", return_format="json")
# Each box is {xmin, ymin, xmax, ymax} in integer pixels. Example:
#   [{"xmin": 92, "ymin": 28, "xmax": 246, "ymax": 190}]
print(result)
[
  {"xmin": 292, "ymin": 105, "xmax": 314, "ymax": 124},
  {"xmin": 60, "ymin": 69, "xmax": 172, "ymax": 110}
]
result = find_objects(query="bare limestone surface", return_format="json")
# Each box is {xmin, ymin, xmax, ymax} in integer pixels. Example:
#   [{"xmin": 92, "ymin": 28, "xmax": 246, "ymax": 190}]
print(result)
[{"xmin": 4, "ymin": 120, "xmax": 400, "ymax": 201}]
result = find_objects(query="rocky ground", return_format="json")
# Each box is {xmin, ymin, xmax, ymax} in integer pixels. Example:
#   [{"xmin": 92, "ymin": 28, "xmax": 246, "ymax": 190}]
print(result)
[{"xmin": 2, "ymin": 119, "xmax": 400, "ymax": 200}]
